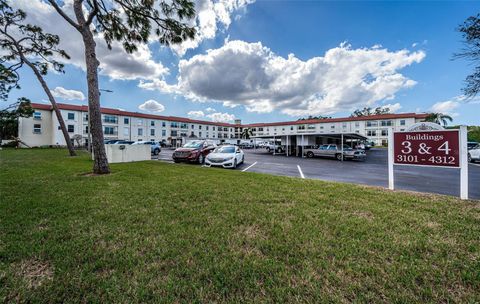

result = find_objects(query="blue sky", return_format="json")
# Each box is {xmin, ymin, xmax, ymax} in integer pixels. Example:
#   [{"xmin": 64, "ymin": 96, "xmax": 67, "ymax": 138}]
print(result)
[{"xmin": 5, "ymin": 0, "xmax": 480, "ymax": 125}]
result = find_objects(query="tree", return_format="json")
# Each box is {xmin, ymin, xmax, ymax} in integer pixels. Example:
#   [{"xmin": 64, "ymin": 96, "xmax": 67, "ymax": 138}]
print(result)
[
  {"xmin": 0, "ymin": 62, "xmax": 19, "ymax": 101},
  {"xmin": 425, "ymin": 113, "xmax": 453, "ymax": 126},
  {"xmin": 456, "ymin": 13, "xmax": 480, "ymax": 97},
  {"xmin": 298, "ymin": 115, "xmax": 331, "ymax": 121},
  {"xmin": 47, "ymin": 0, "xmax": 196, "ymax": 174},
  {"xmin": 0, "ymin": 98, "xmax": 33, "ymax": 145},
  {"xmin": 241, "ymin": 128, "xmax": 253, "ymax": 139},
  {"xmin": 350, "ymin": 106, "xmax": 390, "ymax": 117},
  {"xmin": 0, "ymin": 1, "xmax": 77, "ymax": 156}
]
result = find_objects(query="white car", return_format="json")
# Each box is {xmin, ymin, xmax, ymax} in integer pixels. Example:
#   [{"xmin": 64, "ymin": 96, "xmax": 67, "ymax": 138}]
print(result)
[
  {"xmin": 468, "ymin": 145, "xmax": 480, "ymax": 163},
  {"xmin": 205, "ymin": 145, "xmax": 244, "ymax": 169}
]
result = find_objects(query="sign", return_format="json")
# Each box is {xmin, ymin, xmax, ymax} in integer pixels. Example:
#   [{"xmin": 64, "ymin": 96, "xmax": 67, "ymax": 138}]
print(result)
[{"xmin": 393, "ymin": 130, "xmax": 460, "ymax": 167}]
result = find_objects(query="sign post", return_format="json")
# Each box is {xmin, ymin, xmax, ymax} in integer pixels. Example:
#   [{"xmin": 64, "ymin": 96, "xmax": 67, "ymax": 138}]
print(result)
[{"xmin": 389, "ymin": 123, "xmax": 468, "ymax": 200}]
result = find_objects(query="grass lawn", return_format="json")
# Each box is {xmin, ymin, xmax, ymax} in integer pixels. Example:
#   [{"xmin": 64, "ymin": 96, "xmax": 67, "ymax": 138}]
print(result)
[{"xmin": 0, "ymin": 149, "xmax": 479, "ymax": 303}]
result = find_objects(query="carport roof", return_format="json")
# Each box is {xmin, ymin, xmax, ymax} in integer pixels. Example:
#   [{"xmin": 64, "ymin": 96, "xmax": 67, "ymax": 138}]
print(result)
[{"xmin": 252, "ymin": 133, "xmax": 368, "ymax": 140}]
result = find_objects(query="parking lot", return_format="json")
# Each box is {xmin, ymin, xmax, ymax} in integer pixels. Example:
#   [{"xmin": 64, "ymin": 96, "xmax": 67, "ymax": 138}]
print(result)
[{"xmin": 154, "ymin": 148, "xmax": 480, "ymax": 199}]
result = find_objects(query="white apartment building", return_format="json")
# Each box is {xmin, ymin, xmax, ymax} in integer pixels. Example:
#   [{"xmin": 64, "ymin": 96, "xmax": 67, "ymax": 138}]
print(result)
[{"xmin": 18, "ymin": 102, "xmax": 427, "ymax": 148}]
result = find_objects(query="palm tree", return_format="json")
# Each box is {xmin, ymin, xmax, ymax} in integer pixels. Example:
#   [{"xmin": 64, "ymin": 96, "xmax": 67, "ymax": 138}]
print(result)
[
  {"xmin": 241, "ymin": 128, "xmax": 253, "ymax": 139},
  {"xmin": 425, "ymin": 113, "xmax": 453, "ymax": 126}
]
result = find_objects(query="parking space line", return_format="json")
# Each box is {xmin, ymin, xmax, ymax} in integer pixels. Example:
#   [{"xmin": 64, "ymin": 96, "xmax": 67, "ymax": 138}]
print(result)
[
  {"xmin": 297, "ymin": 165, "xmax": 305, "ymax": 179},
  {"xmin": 242, "ymin": 161, "xmax": 257, "ymax": 172}
]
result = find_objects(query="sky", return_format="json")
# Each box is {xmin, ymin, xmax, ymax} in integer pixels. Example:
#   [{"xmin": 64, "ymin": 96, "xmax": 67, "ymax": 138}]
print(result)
[{"xmin": 4, "ymin": 0, "xmax": 480, "ymax": 125}]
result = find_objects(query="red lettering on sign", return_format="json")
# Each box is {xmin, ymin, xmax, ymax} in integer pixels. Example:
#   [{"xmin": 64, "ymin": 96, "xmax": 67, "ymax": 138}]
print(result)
[{"xmin": 393, "ymin": 130, "xmax": 460, "ymax": 167}]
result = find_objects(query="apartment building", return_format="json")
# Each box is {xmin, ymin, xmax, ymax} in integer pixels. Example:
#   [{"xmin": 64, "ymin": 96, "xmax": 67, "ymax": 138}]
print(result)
[{"xmin": 18, "ymin": 103, "xmax": 428, "ymax": 148}]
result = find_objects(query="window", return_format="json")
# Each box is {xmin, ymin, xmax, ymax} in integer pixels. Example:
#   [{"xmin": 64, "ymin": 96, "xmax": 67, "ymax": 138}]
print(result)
[
  {"xmin": 206, "ymin": 126, "xmax": 209, "ymax": 130},
  {"xmin": 380, "ymin": 120, "xmax": 392, "ymax": 127},
  {"xmin": 213, "ymin": 126, "xmax": 216, "ymax": 131},
  {"xmin": 33, "ymin": 112, "xmax": 42, "ymax": 120},
  {"xmin": 104, "ymin": 126, "xmax": 116, "ymax": 135},
  {"xmin": 199, "ymin": 125, "xmax": 202, "ymax": 130},
  {"xmin": 381, "ymin": 129, "xmax": 388, "ymax": 136},
  {"xmin": 367, "ymin": 130, "xmax": 377, "ymax": 136},
  {"xmin": 180, "ymin": 123, "xmax": 188, "ymax": 129},
  {"xmin": 258, "ymin": 127, "xmax": 263, "ymax": 132},
  {"xmin": 150, "ymin": 129, "xmax": 155, "ymax": 136},
  {"xmin": 400, "ymin": 120, "xmax": 406, "ymax": 126},
  {"xmin": 171, "ymin": 130, "xmax": 178, "ymax": 137},
  {"xmin": 83, "ymin": 113, "xmax": 88, "ymax": 121},
  {"xmin": 138, "ymin": 119, "xmax": 143, "ymax": 126},
  {"xmin": 355, "ymin": 122, "xmax": 360, "ymax": 127},
  {"xmin": 84, "ymin": 126, "xmax": 88, "ymax": 134},
  {"xmin": 290, "ymin": 126, "xmax": 294, "ymax": 130},
  {"xmin": 162, "ymin": 121, "xmax": 166, "ymax": 127},
  {"xmin": 171, "ymin": 122, "xmax": 178, "ymax": 128},
  {"xmin": 342, "ymin": 123, "xmax": 347, "ymax": 128},
  {"xmin": 138, "ymin": 128, "xmax": 143, "ymax": 136},
  {"xmin": 199, "ymin": 131, "xmax": 202, "ymax": 137},
  {"xmin": 67, "ymin": 112, "xmax": 75, "ymax": 120},
  {"xmin": 162, "ymin": 130, "xmax": 166, "ymax": 136},
  {"xmin": 366, "ymin": 121, "xmax": 378, "ymax": 127},
  {"xmin": 320, "ymin": 126, "xmax": 324, "ymax": 129},
  {"xmin": 33, "ymin": 124, "xmax": 41, "ymax": 133},
  {"xmin": 191, "ymin": 124, "xmax": 195, "ymax": 129},
  {"xmin": 151, "ymin": 120, "xmax": 155, "ymax": 126},
  {"xmin": 67, "ymin": 125, "xmax": 74, "ymax": 133},
  {"xmin": 103, "ymin": 115, "xmax": 117, "ymax": 123},
  {"xmin": 308, "ymin": 125, "xmax": 315, "ymax": 130},
  {"xmin": 124, "ymin": 118, "xmax": 129, "ymax": 124},
  {"xmin": 297, "ymin": 125, "xmax": 306, "ymax": 130},
  {"xmin": 124, "ymin": 127, "xmax": 129, "ymax": 136},
  {"xmin": 331, "ymin": 125, "xmax": 335, "ymax": 129}
]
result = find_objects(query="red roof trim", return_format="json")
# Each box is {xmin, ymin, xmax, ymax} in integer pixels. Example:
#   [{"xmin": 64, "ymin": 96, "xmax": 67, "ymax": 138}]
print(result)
[{"xmin": 31, "ymin": 102, "xmax": 428, "ymax": 128}]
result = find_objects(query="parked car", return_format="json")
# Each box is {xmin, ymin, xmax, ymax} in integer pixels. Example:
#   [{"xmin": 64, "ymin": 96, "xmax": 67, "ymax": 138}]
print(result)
[
  {"xmin": 172, "ymin": 140, "xmax": 216, "ymax": 164},
  {"xmin": 304, "ymin": 144, "xmax": 366, "ymax": 161},
  {"xmin": 468, "ymin": 141, "xmax": 479, "ymax": 150},
  {"xmin": 468, "ymin": 144, "xmax": 480, "ymax": 163},
  {"xmin": 239, "ymin": 141, "xmax": 254, "ymax": 149},
  {"xmin": 104, "ymin": 139, "xmax": 120, "ymax": 144},
  {"xmin": 132, "ymin": 141, "xmax": 161, "ymax": 155},
  {"xmin": 266, "ymin": 142, "xmax": 284, "ymax": 153},
  {"xmin": 205, "ymin": 145, "xmax": 244, "ymax": 169},
  {"xmin": 112, "ymin": 140, "xmax": 134, "ymax": 145}
]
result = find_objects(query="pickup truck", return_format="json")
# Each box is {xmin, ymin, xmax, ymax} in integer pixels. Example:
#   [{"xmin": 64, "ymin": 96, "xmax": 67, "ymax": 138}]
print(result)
[
  {"xmin": 304, "ymin": 144, "xmax": 366, "ymax": 161},
  {"xmin": 266, "ymin": 143, "xmax": 284, "ymax": 153}
]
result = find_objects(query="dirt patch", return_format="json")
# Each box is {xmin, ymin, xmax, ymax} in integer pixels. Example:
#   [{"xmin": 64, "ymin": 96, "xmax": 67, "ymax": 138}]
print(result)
[{"xmin": 15, "ymin": 258, "xmax": 53, "ymax": 289}]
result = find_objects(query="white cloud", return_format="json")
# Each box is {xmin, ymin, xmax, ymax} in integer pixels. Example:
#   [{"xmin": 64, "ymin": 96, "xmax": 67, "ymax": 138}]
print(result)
[
  {"xmin": 138, "ymin": 100, "xmax": 165, "ymax": 112},
  {"xmin": 205, "ymin": 107, "xmax": 216, "ymax": 112},
  {"xmin": 171, "ymin": 0, "xmax": 255, "ymax": 56},
  {"xmin": 12, "ymin": 0, "xmax": 169, "ymax": 81},
  {"xmin": 381, "ymin": 102, "xmax": 402, "ymax": 113},
  {"xmin": 50, "ymin": 86, "xmax": 85, "ymax": 101},
  {"xmin": 206, "ymin": 112, "xmax": 235, "ymax": 122},
  {"xmin": 431, "ymin": 100, "xmax": 459, "ymax": 113},
  {"xmin": 142, "ymin": 40, "xmax": 425, "ymax": 116},
  {"xmin": 187, "ymin": 110, "xmax": 205, "ymax": 118}
]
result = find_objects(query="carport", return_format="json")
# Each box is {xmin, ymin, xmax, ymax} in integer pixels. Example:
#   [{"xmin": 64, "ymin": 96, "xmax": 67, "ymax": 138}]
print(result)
[{"xmin": 252, "ymin": 133, "xmax": 368, "ymax": 158}]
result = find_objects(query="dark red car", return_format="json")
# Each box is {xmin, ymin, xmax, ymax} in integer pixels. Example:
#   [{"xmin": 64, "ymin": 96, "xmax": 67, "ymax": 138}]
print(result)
[{"xmin": 172, "ymin": 140, "xmax": 216, "ymax": 164}]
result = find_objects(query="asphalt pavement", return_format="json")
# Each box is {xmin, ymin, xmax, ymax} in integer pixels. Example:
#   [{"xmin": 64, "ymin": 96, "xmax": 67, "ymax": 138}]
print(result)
[{"xmin": 155, "ymin": 148, "xmax": 480, "ymax": 199}]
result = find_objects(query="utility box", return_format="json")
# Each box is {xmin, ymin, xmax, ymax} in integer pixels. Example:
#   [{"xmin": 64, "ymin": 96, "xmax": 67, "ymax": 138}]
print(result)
[{"xmin": 99, "ymin": 144, "xmax": 151, "ymax": 163}]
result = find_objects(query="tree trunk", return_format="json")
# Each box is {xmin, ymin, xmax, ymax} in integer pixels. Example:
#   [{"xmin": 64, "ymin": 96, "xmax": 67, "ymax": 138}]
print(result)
[
  {"xmin": 74, "ymin": 0, "xmax": 110, "ymax": 174},
  {"xmin": 19, "ymin": 53, "xmax": 77, "ymax": 156}
]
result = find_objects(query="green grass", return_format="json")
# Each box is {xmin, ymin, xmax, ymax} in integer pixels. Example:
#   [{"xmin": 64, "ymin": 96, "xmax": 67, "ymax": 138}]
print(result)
[{"xmin": 0, "ymin": 149, "xmax": 479, "ymax": 303}]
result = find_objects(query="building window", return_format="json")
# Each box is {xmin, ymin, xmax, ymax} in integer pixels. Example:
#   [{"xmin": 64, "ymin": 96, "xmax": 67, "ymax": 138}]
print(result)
[
  {"xmin": 213, "ymin": 126, "xmax": 216, "ymax": 131},
  {"xmin": 162, "ymin": 121, "xmax": 166, "ymax": 127},
  {"xmin": 199, "ymin": 131, "xmax": 202, "ymax": 137},
  {"xmin": 367, "ymin": 130, "xmax": 377, "ymax": 136},
  {"xmin": 308, "ymin": 125, "xmax": 315, "ymax": 130},
  {"xmin": 151, "ymin": 120, "xmax": 155, "ymax": 126},
  {"xmin": 138, "ymin": 128, "xmax": 143, "ymax": 136},
  {"xmin": 366, "ymin": 121, "xmax": 378, "ymax": 127},
  {"xmin": 104, "ymin": 126, "xmax": 116, "ymax": 135},
  {"xmin": 191, "ymin": 124, "xmax": 195, "ymax": 129},
  {"xmin": 199, "ymin": 125, "xmax": 202, "ymax": 130},
  {"xmin": 84, "ymin": 126, "xmax": 88, "ymax": 134},
  {"xmin": 124, "ymin": 127, "xmax": 129, "ymax": 136},
  {"xmin": 380, "ymin": 120, "xmax": 392, "ymax": 127},
  {"xmin": 67, "ymin": 112, "xmax": 75, "ymax": 120},
  {"xmin": 355, "ymin": 122, "xmax": 360, "ymax": 127},
  {"xmin": 124, "ymin": 118, "xmax": 129, "ymax": 124},
  {"xmin": 150, "ymin": 129, "xmax": 155, "ymax": 136},
  {"xmin": 400, "ymin": 120, "xmax": 406, "ymax": 126},
  {"xmin": 33, "ymin": 124, "xmax": 41, "ymax": 133},
  {"xmin": 320, "ymin": 126, "xmax": 324, "ymax": 129},
  {"xmin": 83, "ymin": 113, "xmax": 88, "ymax": 121},
  {"xmin": 162, "ymin": 130, "xmax": 166, "ymax": 136},
  {"xmin": 33, "ymin": 112, "xmax": 42, "ymax": 120},
  {"xmin": 171, "ymin": 130, "xmax": 178, "ymax": 137},
  {"xmin": 258, "ymin": 127, "xmax": 263, "ymax": 131},
  {"xmin": 381, "ymin": 129, "xmax": 388, "ymax": 136},
  {"xmin": 67, "ymin": 125, "xmax": 74, "ymax": 133},
  {"xmin": 331, "ymin": 125, "xmax": 335, "ymax": 129},
  {"xmin": 297, "ymin": 125, "xmax": 306, "ymax": 130},
  {"xmin": 290, "ymin": 126, "xmax": 293, "ymax": 130},
  {"xmin": 138, "ymin": 119, "xmax": 143, "ymax": 126},
  {"xmin": 171, "ymin": 122, "xmax": 178, "ymax": 128},
  {"xmin": 206, "ymin": 126, "xmax": 209, "ymax": 130},
  {"xmin": 103, "ymin": 115, "xmax": 118, "ymax": 123}
]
